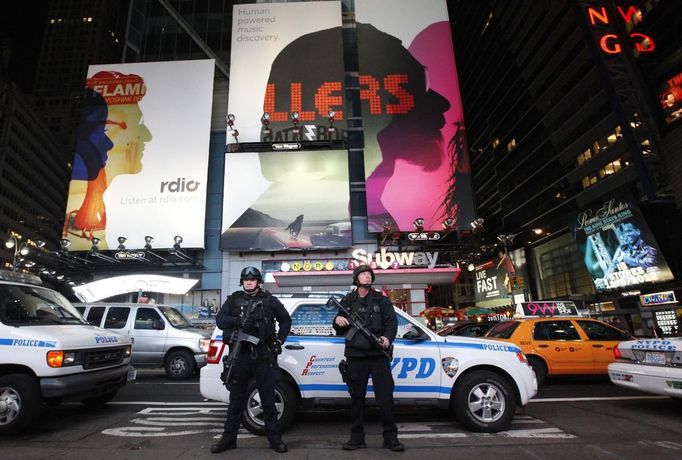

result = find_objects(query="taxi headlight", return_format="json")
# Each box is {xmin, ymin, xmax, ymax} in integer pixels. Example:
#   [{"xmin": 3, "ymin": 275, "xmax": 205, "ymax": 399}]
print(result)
[{"xmin": 199, "ymin": 338, "xmax": 211, "ymax": 353}]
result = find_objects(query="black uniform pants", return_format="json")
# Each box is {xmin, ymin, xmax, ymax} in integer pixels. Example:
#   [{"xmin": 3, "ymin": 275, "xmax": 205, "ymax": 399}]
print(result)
[
  {"xmin": 221, "ymin": 352, "xmax": 282, "ymax": 444},
  {"xmin": 347, "ymin": 355, "xmax": 398, "ymax": 443}
]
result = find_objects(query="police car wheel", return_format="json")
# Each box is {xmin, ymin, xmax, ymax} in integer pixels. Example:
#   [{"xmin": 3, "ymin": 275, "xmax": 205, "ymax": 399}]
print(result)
[
  {"xmin": 0, "ymin": 374, "xmax": 43, "ymax": 435},
  {"xmin": 453, "ymin": 370, "xmax": 514, "ymax": 433},
  {"xmin": 528, "ymin": 356, "xmax": 547, "ymax": 387},
  {"xmin": 165, "ymin": 350, "xmax": 195, "ymax": 380},
  {"xmin": 242, "ymin": 380, "xmax": 296, "ymax": 435}
]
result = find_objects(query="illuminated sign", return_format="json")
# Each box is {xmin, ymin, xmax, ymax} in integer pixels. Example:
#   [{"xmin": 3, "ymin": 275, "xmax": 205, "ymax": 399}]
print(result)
[
  {"xmin": 114, "ymin": 250, "xmax": 146, "ymax": 260},
  {"xmin": 571, "ymin": 195, "xmax": 674, "ymax": 291},
  {"xmin": 640, "ymin": 291, "xmax": 677, "ymax": 307},
  {"xmin": 351, "ymin": 248, "xmax": 438, "ymax": 269},
  {"xmin": 586, "ymin": 5, "xmax": 655, "ymax": 54},
  {"xmin": 355, "ymin": 0, "xmax": 474, "ymax": 233},
  {"xmin": 660, "ymin": 70, "xmax": 682, "ymax": 125},
  {"xmin": 407, "ymin": 232, "xmax": 441, "ymax": 241},
  {"xmin": 64, "ymin": 60, "xmax": 215, "ymax": 251},
  {"xmin": 518, "ymin": 301, "xmax": 579, "ymax": 318}
]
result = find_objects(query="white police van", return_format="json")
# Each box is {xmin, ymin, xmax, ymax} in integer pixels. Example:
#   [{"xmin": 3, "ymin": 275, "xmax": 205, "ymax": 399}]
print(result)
[
  {"xmin": 0, "ymin": 271, "xmax": 134, "ymax": 434},
  {"xmin": 200, "ymin": 293, "xmax": 537, "ymax": 434}
]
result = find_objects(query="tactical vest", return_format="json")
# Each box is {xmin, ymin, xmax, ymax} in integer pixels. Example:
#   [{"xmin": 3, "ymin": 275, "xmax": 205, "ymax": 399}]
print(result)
[
  {"xmin": 230, "ymin": 290, "xmax": 276, "ymax": 342},
  {"xmin": 350, "ymin": 290, "xmax": 384, "ymax": 335}
]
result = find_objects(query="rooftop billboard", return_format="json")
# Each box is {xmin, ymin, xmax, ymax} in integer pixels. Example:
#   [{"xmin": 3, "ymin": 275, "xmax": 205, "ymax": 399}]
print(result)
[
  {"xmin": 226, "ymin": 1, "xmax": 344, "ymax": 143},
  {"xmin": 63, "ymin": 59, "xmax": 215, "ymax": 250},
  {"xmin": 355, "ymin": 0, "xmax": 475, "ymax": 232}
]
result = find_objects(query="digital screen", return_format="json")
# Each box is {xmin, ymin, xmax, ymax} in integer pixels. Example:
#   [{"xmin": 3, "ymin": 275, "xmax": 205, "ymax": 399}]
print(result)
[
  {"xmin": 64, "ymin": 60, "xmax": 215, "ymax": 250},
  {"xmin": 571, "ymin": 195, "xmax": 674, "ymax": 291},
  {"xmin": 659, "ymin": 69, "xmax": 682, "ymax": 125}
]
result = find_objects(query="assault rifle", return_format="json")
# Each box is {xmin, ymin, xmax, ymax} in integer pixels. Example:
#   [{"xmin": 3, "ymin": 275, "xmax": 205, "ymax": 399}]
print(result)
[
  {"xmin": 328, "ymin": 296, "xmax": 392, "ymax": 360},
  {"xmin": 220, "ymin": 300, "xmax": 262, "ymax": 384}
]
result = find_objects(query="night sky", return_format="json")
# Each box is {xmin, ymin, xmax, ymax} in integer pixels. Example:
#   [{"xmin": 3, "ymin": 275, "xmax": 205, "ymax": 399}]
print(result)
[{"xmin": 0, "ymin": 2, "xmax": 49, "ymax": 92}]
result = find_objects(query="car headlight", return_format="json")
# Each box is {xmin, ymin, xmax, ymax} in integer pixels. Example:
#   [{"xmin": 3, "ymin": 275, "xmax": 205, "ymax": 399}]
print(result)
[
  {"xmin": 46, "ymin": 351, "xmax": 77, "ymax": 368},
  {"xmin": 125, "ymin": 344, "xmax": 132, "ymax": 358}
]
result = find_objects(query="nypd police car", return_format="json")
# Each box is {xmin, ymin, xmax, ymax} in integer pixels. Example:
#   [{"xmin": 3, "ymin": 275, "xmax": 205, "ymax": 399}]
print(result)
[
  {"xmin": 608, "ymin": 337, "xmax": 682, "ymax": 400},
  {"xmin": 0, "ymin": 271, "xmax": 134, "ymax": 434},
  {"xmin": 200, "ymin": 293, "xmax": 537, "ymax": 434}
]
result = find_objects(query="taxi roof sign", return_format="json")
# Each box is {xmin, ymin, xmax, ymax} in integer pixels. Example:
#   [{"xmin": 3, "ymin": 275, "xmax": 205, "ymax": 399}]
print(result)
[{"xmin": 515, "ymin": 301, "xmax": 581, "ymax": 318}]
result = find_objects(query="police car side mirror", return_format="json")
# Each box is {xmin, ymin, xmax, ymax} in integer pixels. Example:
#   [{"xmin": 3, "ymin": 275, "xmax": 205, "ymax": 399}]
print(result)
[{"xmin": 403, "ymin": 326, "xmax": 428, "ymax": 341}]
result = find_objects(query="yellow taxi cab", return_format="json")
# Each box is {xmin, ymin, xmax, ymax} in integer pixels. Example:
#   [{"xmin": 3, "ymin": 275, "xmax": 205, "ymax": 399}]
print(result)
[{"xmin": 484, "ymin": 301, "xmax": 632, "ymax": 386}]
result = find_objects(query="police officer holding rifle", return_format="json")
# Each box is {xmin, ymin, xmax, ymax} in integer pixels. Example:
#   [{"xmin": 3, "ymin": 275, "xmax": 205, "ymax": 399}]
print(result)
[
  {"xmin": 332, "ymin": 265, "xmax": 404, "ymax": 452},
  {"xmin": 212, "ymin": 267, "xmax": 291, "ymax": 454}
]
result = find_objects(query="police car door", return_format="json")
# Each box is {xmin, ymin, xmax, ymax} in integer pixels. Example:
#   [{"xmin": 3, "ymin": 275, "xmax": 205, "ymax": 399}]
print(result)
[
  {"xmin": 390, "ymin": 311, "xmax": 442, "ymax": 399},
  {"xmin": 283, "ymin": 302, "xmax": 347, "ymax": 399}
]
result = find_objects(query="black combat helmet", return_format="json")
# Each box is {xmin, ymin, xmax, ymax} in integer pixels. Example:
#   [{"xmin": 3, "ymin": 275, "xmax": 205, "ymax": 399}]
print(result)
[
  {"xmin": 240, "ymin": 266, "xmax": 263, "ymax": 285},
  {"xmin": 352, "ymin": 265, "xmax": 375, "ymax": 285}
]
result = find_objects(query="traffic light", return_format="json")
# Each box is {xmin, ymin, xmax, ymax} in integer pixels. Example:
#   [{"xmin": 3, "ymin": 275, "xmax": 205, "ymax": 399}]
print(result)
[{"xmin": 516, "ymin": 275, "xmax": 525, "ymax": 289}]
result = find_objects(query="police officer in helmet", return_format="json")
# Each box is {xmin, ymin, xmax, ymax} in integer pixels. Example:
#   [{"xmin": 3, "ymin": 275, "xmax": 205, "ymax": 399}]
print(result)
[
  {"xmin": 211, "ymin": 266, "xmax": 291, "ymax": 454},
  {"xmin": 332, "ymin": 265, "xmax": 404, "ymax": 452}
]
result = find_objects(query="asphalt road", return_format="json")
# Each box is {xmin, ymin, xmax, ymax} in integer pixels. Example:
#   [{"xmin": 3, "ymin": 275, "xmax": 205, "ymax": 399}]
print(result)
[{"xmin": 1, "ymin": 370, "xmax": 681, "ymax": 459}]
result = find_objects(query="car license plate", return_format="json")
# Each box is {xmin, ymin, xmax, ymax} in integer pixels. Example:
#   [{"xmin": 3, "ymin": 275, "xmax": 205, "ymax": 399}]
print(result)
[
  {"xmin": 644, "ymin": 352, "xmax": 666, "ymax": 365},
  {"xmin": 127, "ymin": 369, "xmax": 137, "ymax": 382}
]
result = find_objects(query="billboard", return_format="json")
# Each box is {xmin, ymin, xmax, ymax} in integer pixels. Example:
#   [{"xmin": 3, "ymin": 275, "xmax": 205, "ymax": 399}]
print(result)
[
  {"xmin": 63, "ymin": 59, "xmax": 215, "ymax": 251},
  {"xmin": 571, "ymin": 195, "xmax": 674, "ymax": 291},
  {"xmin": 227, "ymin": 1, "xmax": 345, "ymax": 143},
  {"xmin": 659, "ymin": 68, "xmax": 682, "ymax": 125},
  {"xmin": 474, "ymin": 248, "xmax": 528, "ymax": 305},
  {"xmin": 221, "ymin": 150, "xmax": 351, "ymax": 251},
  {"xmin": 355, "ymin": 0, "xmax": 474, "ymax": 232}
]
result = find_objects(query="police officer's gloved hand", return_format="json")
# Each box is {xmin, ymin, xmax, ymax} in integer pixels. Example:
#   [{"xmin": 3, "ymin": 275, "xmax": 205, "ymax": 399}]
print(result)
[{"xmin": 273, "ymin": 339, "xmax": 283, "ymax": 355}]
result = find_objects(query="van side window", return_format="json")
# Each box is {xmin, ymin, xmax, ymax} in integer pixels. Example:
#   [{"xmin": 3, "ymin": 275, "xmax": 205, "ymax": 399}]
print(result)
[
  {"xmin": 290, "ymin": 303, "xmax": 337, "ymax": 336},
  {"xmin": 87, "ymin": 306, "xmax": 106, "ymax": 326},
  {"xmin": 135, "ymin": 308, "xmax": 163, "ymax": 330},
  {"xmin": 104, "ymin": 307, "xmax": 130, "ymax": 329}
]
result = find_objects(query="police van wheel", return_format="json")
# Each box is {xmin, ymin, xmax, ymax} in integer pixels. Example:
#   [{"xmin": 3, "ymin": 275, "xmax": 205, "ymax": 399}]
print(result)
[
  {"xmin": 165, "ymin": 350, "xmax": 195, "ymax": 380},
  {"xmin": 242, "ymin": 380, "xmax": 297, "ymax": 435},
  {"xmin": 528, "ymin": 356, "xmax": 547, "ymax": 387},
  {"xmin": 0, "ymin": 374, "xmax": 43, "ymax": 435},
  {"xmin": 453, "ymin": 370, "xmax": 514, "ymax": 433}
]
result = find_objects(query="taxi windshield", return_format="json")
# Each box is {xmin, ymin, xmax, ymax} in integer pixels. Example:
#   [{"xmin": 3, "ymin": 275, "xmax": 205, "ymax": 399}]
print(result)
[
  {"xmin": 158, "ymin": 306, "xmax": 192, "ymax": 329},
  {"xmin": 0, "ymin": 284, "xmax": 87, "ymax": 326}
]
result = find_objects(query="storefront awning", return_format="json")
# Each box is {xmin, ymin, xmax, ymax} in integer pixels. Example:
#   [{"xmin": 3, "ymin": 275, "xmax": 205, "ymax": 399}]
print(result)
[{"xmin": 271, "ymin": 267, "xmax": 461, "ymax": 288}]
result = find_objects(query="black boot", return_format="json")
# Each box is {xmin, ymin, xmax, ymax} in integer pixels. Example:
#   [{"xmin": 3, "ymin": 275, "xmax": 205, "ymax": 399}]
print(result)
[
  {"xmin": 210, "ymin": 437, "xmax": 236, "ymax": 453},
  {"xmin": 383, "ymin": 439, "xmax": 405, "ymax": 452},
  {"xmin": 269, "ymin": 441, "xmax": 288, "ymax": 453},
  {"xmin": 342, "ymin": 439, "xmax": 367, "ymax": 450}
]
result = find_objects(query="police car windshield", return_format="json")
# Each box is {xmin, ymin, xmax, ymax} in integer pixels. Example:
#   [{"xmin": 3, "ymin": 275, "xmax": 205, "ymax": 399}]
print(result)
[
  {"xmin": 0, "ymin": 285, "xmax": 87, "ymax": 326},
  {"xmin": 158, "ymin": 306, "xmax": 192, "ymax": 328}
]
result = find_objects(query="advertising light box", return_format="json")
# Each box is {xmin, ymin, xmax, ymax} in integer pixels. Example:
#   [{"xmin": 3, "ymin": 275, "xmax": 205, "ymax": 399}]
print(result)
[
  {"xmin": 227, "ymin": 1, "xmax": 344, "ymax": 144},
  {"xmin": 571, "ymin": 195, "xmax": 675, "ymax": 291},
  {"xmin": 221, "ymin": 150, "xmax": 351, "ymax": 252},
  {"xmin": 64, "ymin": 59, "xmax": 215, "ymax": 250},
  {"xmin": 355, "ymin": 0, "xmax": 475, "ymax": 232}
]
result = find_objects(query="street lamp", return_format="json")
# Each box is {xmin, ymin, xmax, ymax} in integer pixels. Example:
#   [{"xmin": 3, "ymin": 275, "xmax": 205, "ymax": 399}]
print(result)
[{"xmin": 4, "ymin": 235, "xmax": 30, "ymax": 271}]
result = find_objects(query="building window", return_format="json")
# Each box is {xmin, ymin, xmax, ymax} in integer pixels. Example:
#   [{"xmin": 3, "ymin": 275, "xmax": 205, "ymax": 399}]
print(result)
[
  {"xmin": 507, "ymin": 138, "xmax": 517, "ymax": 152},
  {"xmin": 492, "ymin": 138, "xmax": 500, "ymax": 149}
]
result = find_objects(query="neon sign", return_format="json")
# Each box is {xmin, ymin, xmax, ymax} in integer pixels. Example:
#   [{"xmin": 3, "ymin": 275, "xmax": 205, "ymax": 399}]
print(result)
[{"xmin": 587, "ymin": 5, "xmax": 655, "ymax": 55}]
